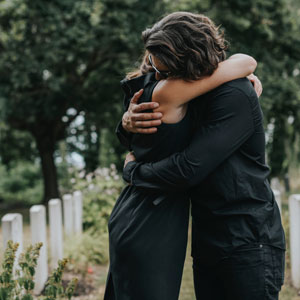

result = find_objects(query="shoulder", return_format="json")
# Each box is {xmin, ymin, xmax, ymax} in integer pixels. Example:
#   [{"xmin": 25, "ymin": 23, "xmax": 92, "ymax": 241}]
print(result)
[
  {"xmin": 152, "ymin": 78, "xmax": 193, "ymax": 105},
  {"xmin": 211, "ymin": 78, "xmax": 257, "ymax": 101},
  {"xmin": 121, "ymin": 72, "xmax": 156, "ymax": 97},
  {"xmin": 205, "ymin": 78, "xmax": 257, "ymax": 117}
]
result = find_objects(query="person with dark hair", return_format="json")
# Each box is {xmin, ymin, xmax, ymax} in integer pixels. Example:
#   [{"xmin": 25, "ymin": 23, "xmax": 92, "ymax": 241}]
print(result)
[
  {"xmin": 104, "ymin": 12, "xmax": 266, "ymax": 300},
  {"xmin": 120, "ymin": 12, "xmax": 285, "ymax": 300}
]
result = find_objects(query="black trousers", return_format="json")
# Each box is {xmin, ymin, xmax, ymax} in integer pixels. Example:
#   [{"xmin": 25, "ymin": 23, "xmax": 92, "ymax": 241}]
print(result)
[{"xmin": 193, "ymin": 245, "xmax": 285, "ymax": 300}]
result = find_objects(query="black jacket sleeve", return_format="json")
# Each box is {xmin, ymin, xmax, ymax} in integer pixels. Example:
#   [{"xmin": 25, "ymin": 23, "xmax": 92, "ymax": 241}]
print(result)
[
  {"xmin": 123, "ymin": 86, "xmax": 255, "ymax": 191},
  {"xmin": 115, "ymin": 120, "xmax": 133, "ymax": 151},
  {"xmin": 116, "ymin": 73, "xmax": 156, "ymax": 151},
  {"xmin": 115, "ymin": 88, "xmax": 133, "ymax": 151}
]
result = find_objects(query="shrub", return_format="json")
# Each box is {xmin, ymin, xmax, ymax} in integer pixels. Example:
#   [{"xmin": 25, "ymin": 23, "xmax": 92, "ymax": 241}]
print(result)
[
  {"xmin": 64, "ymin": 231, "xmax": 108, "ymax": 276},
  {"xmin": 0, "ymin": 241, "xmax": 77, "ymax": 300},
  {"xmin": 0, "ymin": 162, "xmax": 43, "ymax": 206},
  {"xmin": 73, "ymin": 164, "xmax": 124, "ymax": 235}
]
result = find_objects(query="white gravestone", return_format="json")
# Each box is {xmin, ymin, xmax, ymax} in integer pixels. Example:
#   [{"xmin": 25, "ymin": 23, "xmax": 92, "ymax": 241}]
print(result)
[
  {"xmin": 48, "ymin": 199, "xmax": 63, "ymax": 268},
  {"xmin": 1, "ymin": 213, "xmax": 23, "ymax": 271},
  {"xmin": 271, "ymin": 177, "xmax": 284, "ymax": 194},
  {"xmin": 73, "ymin": 191, "xmax": 83, "ymax": 234},
  {"xmin": 289, "ymin": 194, "xmax": 300, "ymax": 289},
  {"xmin": 273, "ymin": 189, "xmax": 282, "ymax": 215},
  {"xmin": 63, "ymin": 194, "xmax": 74, "ymax": 236},
  {"xmin": 30, "ymin": 205, "xmax": 48, "ymax": 294}
]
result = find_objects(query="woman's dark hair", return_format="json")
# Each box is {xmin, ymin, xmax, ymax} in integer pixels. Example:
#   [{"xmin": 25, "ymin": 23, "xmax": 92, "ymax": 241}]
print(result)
[{"xmin": 128, "ymin": 12, "xmax": 227, "ymax": 80}]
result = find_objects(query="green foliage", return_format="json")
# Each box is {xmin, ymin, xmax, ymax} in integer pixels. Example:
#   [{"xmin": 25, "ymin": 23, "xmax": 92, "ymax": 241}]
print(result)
[
  {"xmin": 0, "ymin": 158, "xmax": 79, "ymax": 206},
  {"xmin": 0, "ymin": 162, "xmax": 43, "ymax": 206},
  {"xmin": 0, "ymin": 122, "xmax": 37, "ymax": 168},
  {"xmin": 168, "ymin": 0, "xmax": 300, "ymax": 176},
  {"xmin": 0, "ymin": 0, "xmax": 299, "ymax": 199},
  {"xmin": 0, "ymin": 0, "xmax": 166, "ymax": 201},
  {"xmin": 15, "ymin": 243, "xmax": 43, "ymax": 297},
  {"xmin": 74, "ymin": 165, "xmax": 123, "ymax": 234},
  {"xmin": 44, "ymin": 259, "xmax": 78, "ymax": 300},
  {"xmin": 0, "ymin": 241, "xmax": 42, "ymax": 299},
  {"xmin": 64, "ymin": 231, "xmax": 108, "ymax": 276},
  {"xmin": 0, "ymin": 241, "xmax": 77, "ymax": 300},
  {"xmin": 0, "ymin": 0, "xmax": 111, "ymax": 201},
  {"xmin": 65, "ymin": 0, "xmax": 167, "ymax": 172},
  {"xmin": 99, "ymin": 128, "xmax": 127, "ymax": 171},
  {"xmin": 0, "ymin": 241, "xmax": 18, "ymax": 300}
]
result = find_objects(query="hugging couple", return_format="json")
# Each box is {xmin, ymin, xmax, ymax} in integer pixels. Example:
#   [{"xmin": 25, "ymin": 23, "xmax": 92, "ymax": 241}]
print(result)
[{"xmin": 104, "ymin": 11, "xmax": 285, "ymax": 300}]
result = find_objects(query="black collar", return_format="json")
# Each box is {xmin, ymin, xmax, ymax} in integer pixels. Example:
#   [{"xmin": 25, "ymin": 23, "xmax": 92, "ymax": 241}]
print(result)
[{"xmin": 120, "ymin": 72, "xmax": 156, "ymax": 97}]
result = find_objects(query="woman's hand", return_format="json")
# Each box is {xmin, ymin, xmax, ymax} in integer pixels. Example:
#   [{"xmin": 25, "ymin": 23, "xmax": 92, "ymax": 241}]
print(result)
[
  {"xmin": 247, "ymin": 74, "xmax": 263, "ymax": 97},
  {"xmin": 124, "ymin": 151, "xmax": 136, "ymax": 168},
  {"xmin": 122, "ymin": 89, "xmax": 162, "ymax": 134}
]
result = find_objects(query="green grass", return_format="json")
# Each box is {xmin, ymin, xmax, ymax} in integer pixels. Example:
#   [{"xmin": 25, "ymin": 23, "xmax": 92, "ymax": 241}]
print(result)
[{"xmin": 179, "ymin": 228, "xmax": 195, "ymax": 300}]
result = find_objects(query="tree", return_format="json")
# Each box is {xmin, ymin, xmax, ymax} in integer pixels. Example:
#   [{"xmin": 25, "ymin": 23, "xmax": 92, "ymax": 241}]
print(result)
[
  {"xmin": 169, "ymin": 0, "xmax": 300, "ymax": 177},
  {"xmin": 0, "ymin": 0, "xmax": 105, "ymax": 202},
  {"xmin": 0, "ymin": 0, "xmax": 166, "ymax": 203},
  {"xmin": 65, "ymin": 0, "xmax": 167, "ymax": 173}
]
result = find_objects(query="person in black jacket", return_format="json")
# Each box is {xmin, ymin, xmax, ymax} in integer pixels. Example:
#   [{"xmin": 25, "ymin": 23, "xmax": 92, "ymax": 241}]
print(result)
[
  {"xmin": 120, "ymin": 17, "xmax": 286, "ymax": 300},
  {"xmin": 106, "ymin": 12, "xmax": 262, "ymax": 300}
]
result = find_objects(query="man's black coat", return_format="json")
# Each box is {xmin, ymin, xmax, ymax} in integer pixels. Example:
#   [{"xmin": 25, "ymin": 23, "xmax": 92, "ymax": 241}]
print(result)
[{"xmin": 121, "ymin": 78, "xmax": 285, "ymax": 264}]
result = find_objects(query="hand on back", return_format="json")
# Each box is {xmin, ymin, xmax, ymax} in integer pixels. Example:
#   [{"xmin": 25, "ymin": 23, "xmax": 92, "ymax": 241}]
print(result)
[
  {"xmin": 122, "ymin": 73, "xmax": 263, "ymax": 135},
  {"xmin": 122, "ymin": 89, "xmax": 163, "ymax": 134},
  {"xmin": 247, "ymin": 74, "xmax": 263, "ymax": 97}
]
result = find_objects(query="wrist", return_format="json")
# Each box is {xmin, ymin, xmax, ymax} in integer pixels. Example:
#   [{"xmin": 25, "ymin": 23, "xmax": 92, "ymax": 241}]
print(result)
[{"xmin": 123, "ymin": 161, "xmax": 137, "ymax": 183}]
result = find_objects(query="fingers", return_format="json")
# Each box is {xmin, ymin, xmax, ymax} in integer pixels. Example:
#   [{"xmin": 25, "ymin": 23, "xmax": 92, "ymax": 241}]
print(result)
[
  {"xmin": 134, "ymin": 119, "xmax": 162, "ymax": 127},
  {"xmin": 126, "ymin": 92, "xmax": 162, "ymax": 133},
  {"xmin": 255, "ymin": 84, "xmax": 262, "ymax": 97},
  {"xmin": 257, "ymin": 85, "xmax": 263, "ymax": 97},
  {"xmin": 247, "ymin": 74, "xmax": 263, "ymax": 97},
  {"xmin": 131, "ymin": 112, "xmax": 163, "ymax": 121},
  {"xmin": 132, "ymin": 102, "xmax": 159, "ymax": 113},
  {"xmin": 130, "ymin": 89, "xmax": 144, "ymax": 104},
  {"xmin": 254, "ymin": 79, "xmax": 262, "ymax": 97},
  {"xmin": 247, "ymin": 73, "xmax": 254, "ymax": 80},
  {"xmin": 136, "ymin": 127, "xmax": 158, "ymax": 134},
  {"xmin": 247, "ymin": 74, "xmax": 256, "ymax": 84}
]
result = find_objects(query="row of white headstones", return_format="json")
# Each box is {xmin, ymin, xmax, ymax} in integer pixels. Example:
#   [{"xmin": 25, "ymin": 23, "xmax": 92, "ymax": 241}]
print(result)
[
  {"xmin": 1, "ymin": 191, "xmax": 83, "ymax": 295},
  {"xmin": 2, "ymin": 185, "xmax": 300, "ymax": 292}
]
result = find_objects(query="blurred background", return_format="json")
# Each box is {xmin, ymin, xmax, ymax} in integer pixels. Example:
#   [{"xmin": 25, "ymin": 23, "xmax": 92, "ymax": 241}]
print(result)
[{"xmin": 0, "ymin": 0, "xmax": 299, "ymax": 299}]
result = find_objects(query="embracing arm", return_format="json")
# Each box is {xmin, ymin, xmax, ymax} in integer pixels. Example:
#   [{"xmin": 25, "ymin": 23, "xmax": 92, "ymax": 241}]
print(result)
[
  {"xmin": 153, "ymin": 54, "xmax": 257, "ymax": 106},
  {"xmin": 123, "ymin": 84, "xmax": 255, "ymax": 191},
  {"xmin": 116, "ymin": 89, "xmax": 162, "ymax": 148}
]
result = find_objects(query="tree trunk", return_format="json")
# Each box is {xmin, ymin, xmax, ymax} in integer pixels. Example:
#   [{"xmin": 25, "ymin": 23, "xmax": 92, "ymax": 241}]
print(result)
[
  {"xmin": 36, "ymin": 137, "xmax": 60, "ymax": 204},
  {"xmin": 83, "ymin": 120, "xmax": 101, "ymax": 173}
]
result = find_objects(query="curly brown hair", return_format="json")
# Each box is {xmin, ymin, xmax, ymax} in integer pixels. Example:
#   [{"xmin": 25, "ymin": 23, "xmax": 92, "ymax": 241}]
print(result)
[{"xmin": 128, "ymin": 12, "xmax": 228, "ymax": 80}]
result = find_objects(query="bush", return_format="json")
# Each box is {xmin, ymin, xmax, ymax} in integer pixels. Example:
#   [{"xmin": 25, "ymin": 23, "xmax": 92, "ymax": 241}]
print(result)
[
  {"xmin": 64, "ymin": 231, "xmax": 108, "ymax": 276},
  {"xmin": 0, "ymin": 162, "xmax": 43, "ymax": 206},
  {"xmin": 73, "ymin": 164, "xmax": 124, "ymax": 235},
  {"xmin": 0, "ymin": 241, "xmax": 77, "ymax": 300}
]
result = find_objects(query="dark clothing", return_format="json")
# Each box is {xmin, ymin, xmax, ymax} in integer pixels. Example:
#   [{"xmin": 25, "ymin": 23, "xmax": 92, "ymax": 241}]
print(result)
[
  {"xmin": 104, "ymin": 73, "xmax": 192, "ymax": 300},
  {"xmin": 123, "ymin": 78, "xmax": 286, "ymax": 265},
  {"xmin": 193, "ymin": 244, "xmax": 285, "ymax": 300}
]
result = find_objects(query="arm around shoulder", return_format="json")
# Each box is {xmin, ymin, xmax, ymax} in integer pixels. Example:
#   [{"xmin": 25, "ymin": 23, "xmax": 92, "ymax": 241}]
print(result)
[
  {"xmin": 125, "ymin": 86, "xmax": 255, "ymax": 191},
  {"xmin": 152, "ymin": 54, "xmax": 257, "ymax": 107}
]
